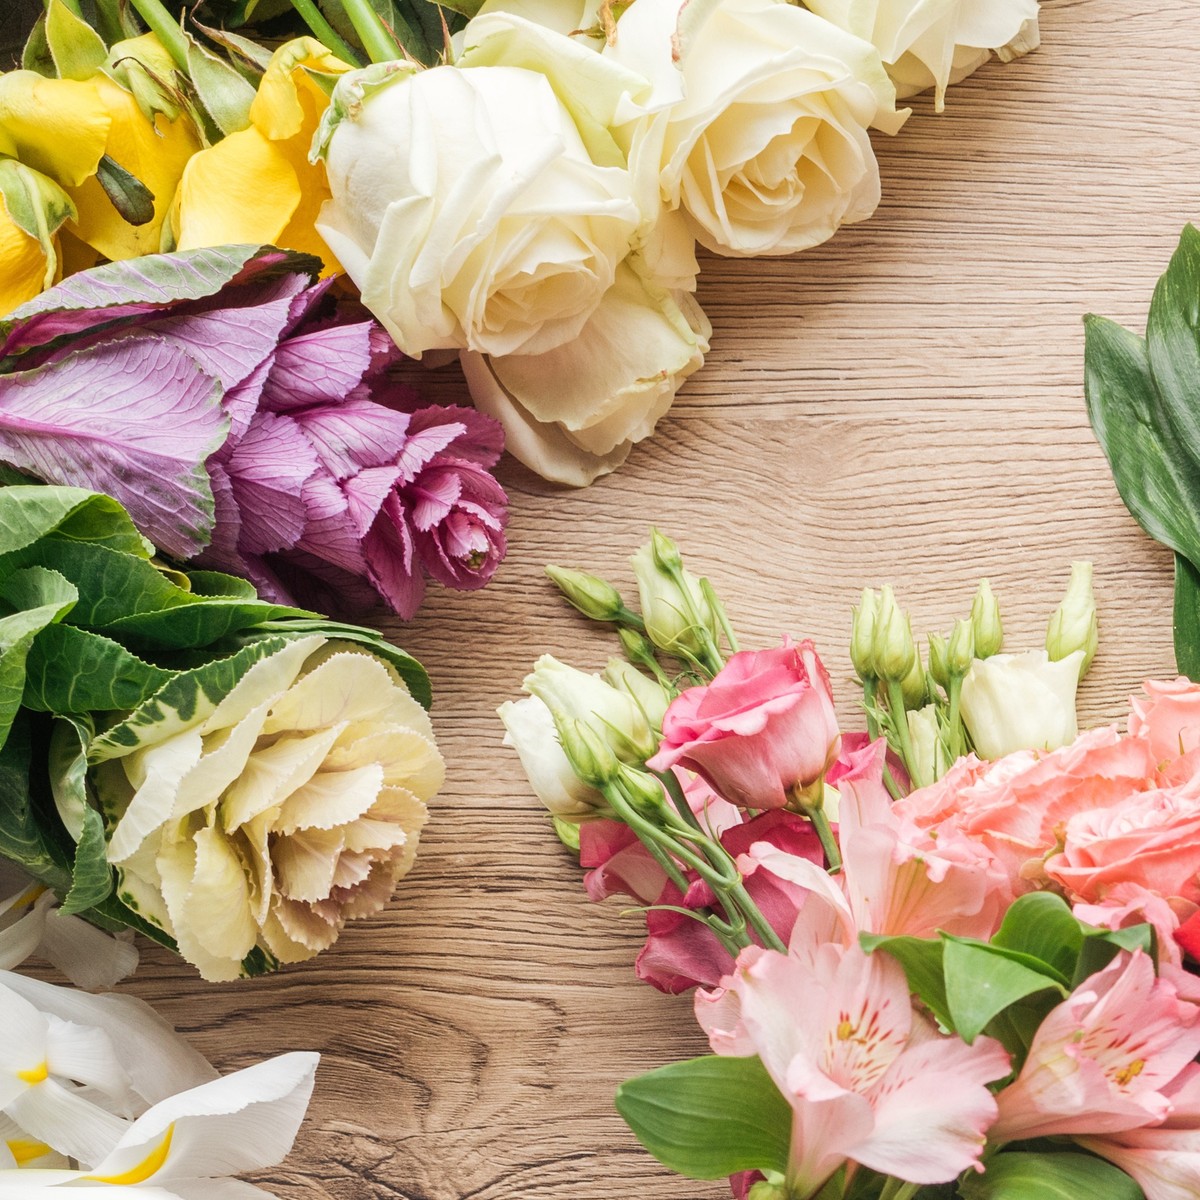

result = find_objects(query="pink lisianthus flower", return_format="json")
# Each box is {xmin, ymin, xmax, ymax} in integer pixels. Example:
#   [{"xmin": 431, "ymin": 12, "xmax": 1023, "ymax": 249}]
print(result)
[
  {"xmin": 203, "ymin": 288, "xmax": 508, "ymax": 617},
  {"xmin": 991, "ymin": 950, "xmax": 1200, "ymax": 1143},
  {"xmin": 647, "ymin": 640, "xmax": 840, "ymax": 810},
  {"xmin": 697, "ymin": 943, "xmax": 1011, "ymax": 1197}
]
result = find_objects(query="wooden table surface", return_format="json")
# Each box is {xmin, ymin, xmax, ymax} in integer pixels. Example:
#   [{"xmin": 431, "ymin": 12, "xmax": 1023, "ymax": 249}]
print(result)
[{"xmin": 108, "ymin": 2, "xmax": 1199, "ymax": 1196}]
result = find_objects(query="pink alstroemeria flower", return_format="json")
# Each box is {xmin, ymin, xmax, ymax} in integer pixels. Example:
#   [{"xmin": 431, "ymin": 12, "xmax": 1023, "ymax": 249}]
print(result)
[
  {"xmin": 697, "ymin": 943, "xmax": 1011, "ymax": 1198},
  {"xmin": 991, "ymin": 950, "xmax": 1200, "ymax": 1143}
]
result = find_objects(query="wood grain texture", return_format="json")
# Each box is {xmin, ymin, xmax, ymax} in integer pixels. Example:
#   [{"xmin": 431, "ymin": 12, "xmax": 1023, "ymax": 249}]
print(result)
[{"xmin": 90, "ymin": 2, "xmax": 1197, "ymax": 1196}]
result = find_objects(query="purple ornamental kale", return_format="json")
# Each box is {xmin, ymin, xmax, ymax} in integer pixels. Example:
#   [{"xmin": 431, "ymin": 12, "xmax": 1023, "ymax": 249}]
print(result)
[{"xmin": 0, "ymin": 246, "xmax": 509, "ymax": 618}]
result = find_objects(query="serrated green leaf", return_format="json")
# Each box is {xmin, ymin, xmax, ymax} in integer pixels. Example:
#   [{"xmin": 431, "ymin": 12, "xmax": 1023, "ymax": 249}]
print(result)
[
  {"xmin": 1083, "ymin": 315, "xmax": 1200, "ymax": 567},
  {"xmin": 960, "ymin": 1152, "xmax": 1143, "ymax": 1200},
  {"xmin": 45, "ymin": 0, "xmax": 109, "ymax": 80},
  {"xmin": 989, "ymin": 892, "xmax": 1083, "ymax": 983},
  {"xmin": 943, "ymin": 938, "xmax": 1066, "ymax": 1043},
  {"xmin": 0, "ymin": 486, "xmax": 149, "ymax": 564},
  {"xmin": 23, "ymin": 625, "xmax": 172, "ymax": 714},
  {"xmin": 61, "ymin": 805, "xmax": 113, "ymax": 915},
  {"xmin": 859, "ymin": 933, "xmax": 950, "ymax": 1028},
  {"xmin": 1174, "ymin": 553, "xmax": 1200, "ymax": 679},
  {"xmin": 615, "ymin": 1056, "xmax": 792, "ymax": 1181}
]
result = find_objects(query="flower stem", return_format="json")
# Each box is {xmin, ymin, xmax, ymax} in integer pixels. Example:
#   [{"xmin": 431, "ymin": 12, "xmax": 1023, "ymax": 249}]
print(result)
[
  {"xmin": 332, "ymin": 0, "xmax": 401, "ymax": 62},
  {"xmin": 126, "ymin": 0, "xmax": 190, "ymax": 71},
  {"xmin": 288, "ymin": 0, "xmax": 363, "ymax": 64},
  {"xmin": 863, "ymin": 676, "xmax": 880, "ymax": 740},
  {"xmin": 886, "ymin": 678, "xmax": 926, "ymax": 790},
  {"xmin": 947, "ymin": 674, "xmax": 965, "ymax": 762},
  {"xmin": 806, "ymin": 803, "xmax": 842, "ymax": 873},
  {"xmin": 878, "ymin": 1180, "xmax": 920, "ymax": 1200}
]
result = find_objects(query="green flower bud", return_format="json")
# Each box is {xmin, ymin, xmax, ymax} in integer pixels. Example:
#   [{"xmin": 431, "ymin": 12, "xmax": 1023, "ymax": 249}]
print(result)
[
  {"xmin": 617, "ymin": 764, "xmax": 668, "ymax": 814},
  {"xmin": 850, "ymin": 588, "xmax": 879, "ymax": 679},
  {"xmin": 618, "ymin": 626, "xmax": 661, "ymax": 671},
  {"xmin": 873, "ymin": 586, "xmax": 917, "ymax": 683},
  {"xmin": 971, "ymin": 579, "xmax": 1003, "ymax": 659},
  {"xmin": 545, "ymin": 564, "xmax": 626, "ymax": 622},
  {"xmin": 604, "ymin": 658, "xmax": 671, "ymax": 729},
  {"xmin": 927, "ymin": 633, "xmax": 950, "ymax": 690},
  {"xmin": 553, "ymin": 714, "xmax": 620, "ymax": 788},
  {"xmin": 906, "ymin": 704, "xmax": 950, "ymax": 786},
  {"xmin": 551, "ymin": 815, "xmax": 581, "ymax": 852},
  {"xmin": 948, "ymin": 617, "xmax": 976, "ymax": 678},
  {"xmin": 630, "ymin": 538, "xmax": 718, "ymax": 657},
  {"xmin": 1046, "ymin": 561, "xmax": 1098, "ymax": 676},
  {"xmin": 899, "ymin": 650, "xmax": 928, "ymax": 710}
]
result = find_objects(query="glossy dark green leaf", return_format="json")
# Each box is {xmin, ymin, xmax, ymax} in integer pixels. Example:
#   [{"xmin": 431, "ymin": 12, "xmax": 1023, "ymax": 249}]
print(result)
[
  {"xmin": 1146, "ymin": 224, "xmax": 1200, "ymax": 454},
  {"xmin": 94, "ymin": 154, "xmax": 156, "ymax": 226},
  {"xmin": 1174, "ymin": 553, "xmax": 1200, "ymax": 679},
  {"xmin": 960, "ymin": 1152, "xmax": 1144, "ymax": 1200},
  {"xmin": 943, "ymin": 938, "xmax": 1066, "ymax": 1043},
  {"xmin": 989, "ymin": 892, "xmax": 1082, "ymax": 983},
  {"xmin": 859, "ymin": 933, "xmax": 950, "ymax": 1028},
  {"xmin": 1084, "ymin": 314, "xmax": 1200, "ymax": 566},
  {"xmin": 0, "ymin": 713, "xmax": 72, "ymax": 892},
  {"xmin": 1073, "ymin": 921, "xmax": 1155, "ymax": 989},
  {"xmin": 615, "ymin": 1056, "xmax": 791, "ymax": 1180}
]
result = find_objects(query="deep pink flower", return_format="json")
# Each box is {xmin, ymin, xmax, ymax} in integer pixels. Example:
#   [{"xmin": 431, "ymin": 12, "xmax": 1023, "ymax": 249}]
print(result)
[
  {"xmin": 648, "ymin": 640, "xmax": 840, "ymax": 810},
  {"xmin": 697, "ymin": 943, "xmax": 1011, "ymax": 1196}
]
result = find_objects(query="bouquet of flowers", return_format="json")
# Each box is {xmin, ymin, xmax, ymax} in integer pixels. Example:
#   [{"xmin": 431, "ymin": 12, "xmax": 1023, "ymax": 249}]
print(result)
[{"xmin": 503, "ymin": 533, "xmax": 1200, "ymax": 1200}]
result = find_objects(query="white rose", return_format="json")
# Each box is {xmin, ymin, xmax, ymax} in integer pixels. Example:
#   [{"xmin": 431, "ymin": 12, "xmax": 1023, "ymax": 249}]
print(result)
[
  {"xmin": 462, "ymin": 249, "xmax": 710, "ymax": 485},
  {"xmin": 960, "ymin": 648, "xmax": 1084, "ymax": 761},
  {"xmin": 498, "ymin": 695, "xmax": 606, "ymax": 822},
  {"xmin": 806, "ymin": 0, "xmax": 1040, "ymax": 110},
  {"xmin": 606, "ymin": 0, "xmax": 906, "ymax": 257},
  {"xmin": 314, "ymin": 59, "xmax": 641, "ymax": 358},
  {"xmin": 92, "ymin": 637, "xmax": 444, "ymax": 981}
]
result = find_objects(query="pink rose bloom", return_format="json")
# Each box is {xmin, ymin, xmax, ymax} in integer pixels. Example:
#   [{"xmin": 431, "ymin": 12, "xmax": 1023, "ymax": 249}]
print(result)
[
  {"xmin": 1129, "ymin": 677, "xmax": 1200, "ymax": 777},
  {"xmin": 647, "ymin": 640, "xmax": 839, "ymax": 810}
]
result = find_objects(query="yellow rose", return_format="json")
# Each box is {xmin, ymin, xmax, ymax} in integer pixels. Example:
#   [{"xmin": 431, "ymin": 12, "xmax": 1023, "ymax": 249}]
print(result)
[
  {"xmin": 174, "ymin": 38, "xmax": 351, "ymax": 272},
  {"xmin": 91, "ymin": 636, "xmax": 444, "ymax": 982}
]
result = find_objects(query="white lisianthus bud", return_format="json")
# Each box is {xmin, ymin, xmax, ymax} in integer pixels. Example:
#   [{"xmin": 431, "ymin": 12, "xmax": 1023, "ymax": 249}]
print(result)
[
  {"xmin": 499, "ymin": 695, "xmax": 607, "ymax": 822},
  {"xmin": 948, "ymin": 617, "xmax": 976, "ymax": 677},
  {"xmin": 906, "ymin": 704, "xmax": 949, "ymax": 785},
  {"xmin": 629, "ymin": 540, "xmax": 718, "ymax": 658},
  {"xmin": 523, "ymin": 654, "xmax": 657, "ymax": 761},
  {"xmin": 805, "ymin": 0, "xmax": 1040, "ymax": 111},
  {"xmin": 545, "ymin": 565, "xmax": 626, "ymax": 622},
  {"xmin": 1046, "ymin": 561, "xmax": 1099, "ymax": 676},
  {"xmin": 850, "ymin": 588, "xmax": 880, "ymax": 680},
  {"xmin": 959, "ymin": 649, "xmax": 1085, "ymax": 761},
  {"xmin": 604, "ymin": 658, "xmax": 672, "ymax": 729},
  {"xmin": 927, "ymin": 633, "xmax": 950, "ymax": 690},
  {"xmin": 971, "ymin": 579, "xmax": 1003, "ymax": 659},
  {"xmin": 873, "ymin": 586, "xmax": 917, "ymax": 684}
]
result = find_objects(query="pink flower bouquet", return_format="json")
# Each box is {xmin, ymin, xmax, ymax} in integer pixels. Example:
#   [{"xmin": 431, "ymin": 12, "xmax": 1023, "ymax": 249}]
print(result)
[{"xmin": 503, "ymin": 533, "xmax": 1200, "ymax": 1200}]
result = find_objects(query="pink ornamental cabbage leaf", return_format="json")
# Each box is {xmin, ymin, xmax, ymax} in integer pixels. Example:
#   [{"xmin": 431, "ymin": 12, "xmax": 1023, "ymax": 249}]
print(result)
[{"xmin": 0, "ymin": 339, "xmax": 227, "ymax": 557}]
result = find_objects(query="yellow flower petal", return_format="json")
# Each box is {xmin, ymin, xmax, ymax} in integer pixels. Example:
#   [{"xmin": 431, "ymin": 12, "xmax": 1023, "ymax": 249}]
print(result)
[
  {"xmin": 67, "ymin": 77, "xmax": 201, "ymax": 261},
  {"xmin": 174, "ymin": 126, "xmax": 301, "ymax": 250},
  {"xmin": 0, "ymin": 198, "xmax": 51, "ymax": 317},
  {"xmin": 249, "ymin": 37, "xmax": 350, "ymax": 142},
  {"xmin": 0, "ymin": 72, "xmax": 110, "ymax": 188}
]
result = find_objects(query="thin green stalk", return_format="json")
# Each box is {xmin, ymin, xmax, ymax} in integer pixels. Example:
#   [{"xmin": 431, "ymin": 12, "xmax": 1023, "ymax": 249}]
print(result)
[
  {"xmin": 878, "ymin": 1180, "xmax": 920, "ymax": 1200},
  {"xmin": 726, "ymin": 879, "xmax": 786, "ymax": 952},
  {"xmin": 289, "ymin": 0, "xmax": 362, "ymax": 64},
  {"xmin": 126, "ymin": 0, "xmax": 189, "ymax": 70},
  {"xmin": 334, "ymin": 0, "xmax": 400, "ymax": 62},
  {"xmin": 946, "ymin": 674, "xmax": 965, "ymax": 762},
  {"xmin": 886, "ymin": 678, "xmax": 926, "ymax": 790},
  {"xmin": 805, "ymin": 802, "xmax": 842, "ymax": 873},
  {"xmin": 655, "ymin": 767, "xmax": 705, "ymax": 834},
  {"xmin": 863, "ymin": 677, "xmax": 880, "ymax": 740}
]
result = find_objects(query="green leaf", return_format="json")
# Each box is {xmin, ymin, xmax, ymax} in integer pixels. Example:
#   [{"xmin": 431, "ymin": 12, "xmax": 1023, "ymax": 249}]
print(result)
[
  {"xmin": 185, "ymin": 33, "xmax": 257, "ymax": 135},
  {"xmin": 1073, "ymin": 921, "xmax": 1155, "ymax": 988},
  {"xmin": 44, "ymin": 0, "xmax": 108, "ymax": 80},
  {"xmin": 614, "ymin": 1056, "xmax": 792, "ymax": 1181},
  {"xmin": 959, "ymin": 1152, "xmax": 1144, "ymax": 1200},
  {"xmin": 0, "ymin": 486, "xmax": 149, "ymax": 564},
  {"xmin": 94, "ymin": 154, "xmax": 156, "ymax": 226},
  {"xmin": 860, "ymin": 933, "xmax": 950, "ymax": 1028},
  {"xmin": 943, "ymin": 938, "xmax": 1066, "ymax": 1043},
  {"xmin": 1174, "ymin": 553, "xmax": 1200, "ymax": 679},
  {"xmin": 1146, "ymin": 224, "xmax": 1200, "ymax": 454},
  {"xmin": 23, "ymin": 625, "xmax": 173, "ymax": 714},
  {"xmin": 989, "ymin": 892, "xmax": 1083, "ymax": 983},
  {"xmin": 1083, "ymin": 315, "xmax": 1200, "ymax": 567},
  {"xmin": 22, "ymin": 15, "xmax": 58, "ymax": 78},
  {"xmin": 61, "ymin": 806, "xmax": 113, "ymax": 915},
  {"xmin": 0, "ymin": 712, "xmax": 72, "ymax": 891}
]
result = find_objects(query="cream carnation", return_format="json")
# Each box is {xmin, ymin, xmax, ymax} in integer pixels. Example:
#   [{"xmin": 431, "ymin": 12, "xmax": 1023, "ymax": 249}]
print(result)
[{"xmin": 91, "ymin": 636, "xmax": 444, "ymax": 981}]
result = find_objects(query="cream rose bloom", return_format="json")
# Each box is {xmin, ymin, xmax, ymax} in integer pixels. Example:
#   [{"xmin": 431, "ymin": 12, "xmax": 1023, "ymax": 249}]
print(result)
[
  {"xmin": 91, "ymin": 636, "xmax": 444, "ymax": 981},
  {"xmin": 806, "ymin": 0, "xmax": 1040, "ymax": 110},
  {"xmin": 462, "ymin": 246, "xmax": 710, "ymax": 485},
  {"xmin": 313, "ymin": 56, "xmax": 642, "ymax": 358},
  {"xmin": 605, "ymin": 0, "xmax": 907, "ymax": 257}
]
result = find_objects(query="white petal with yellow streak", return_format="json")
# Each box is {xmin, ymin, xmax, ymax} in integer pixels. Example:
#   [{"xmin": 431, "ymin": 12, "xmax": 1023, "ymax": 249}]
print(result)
[
  {"xmin": 327, "ymin": 726, "xmax": 444, "ymax": 800},
  {"xmin": 260, "ymin": 652, "xmax": 401, "ymax": 735},
  {"xmin": 170, "ymin": 701, "xmax": 274, "ymax": 823},
  {"xmin": 272, "ymin": 828, "xmax": 344, "ymax": 904}
]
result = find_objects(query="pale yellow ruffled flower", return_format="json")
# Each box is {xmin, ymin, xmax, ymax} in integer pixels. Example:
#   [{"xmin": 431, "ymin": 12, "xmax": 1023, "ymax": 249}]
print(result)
[{"xmin": 174, "ymin": 38, "xmax": 350, "ymax": 272}]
